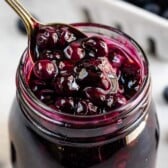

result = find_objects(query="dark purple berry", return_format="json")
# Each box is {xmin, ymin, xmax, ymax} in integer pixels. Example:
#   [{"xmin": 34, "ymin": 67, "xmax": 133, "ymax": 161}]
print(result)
[
  {"xmin": 55, "ymin": 97, "xmax": 75, "ymax": 114},
  {"xmin": 64, "ymin": 41, "xmax": 85, "ymax": 61},
  {"xmin": 104, "ymin": 94, "xmax": 114, "ymax": 108},
  {"xmin": 108, "ymin": 48, "xmax": 126, "ymax": 69},
  {"xmin": 29, "ymin": 79, "xmax": 47, "ymax": 93},
  {"xmin": 75, "ymin": 59, "xmax": 102, "ymax": 87},
  {"xmin": 36, "ymin": 89, "xmax": 55, "ymax": 104},
  {"xmin": 33, "ymin": 60, "xmax": 58, "ymax": 80},
  {"xmin": 75, "ymin": 99, "xmax": 99, "ymax": 115},
  {"xmin": 82, "ymin": 36, "xmax": 108, "ymax": 57},
  {"xmin": 113, "ymin": 93, "xmax": 127, "ymax": 108},
  {"xmin": 119, "ymin": 64, "xmax": 141, "ymax": 99},
  {"xmin": 54, "ymin": 75, "xmax": 79, "ymax": 95},
  {"xmin": 40, "ymin": 50, "xmax": 63, "ymax": 60},
  {"xmin": 84, "ymin": 87, "xmax": 107, "ymax": 106},
  {"xmin": 56, "ymin": 26, "xmax": 76, "ymax": 47},
  {"xmin": 36, "ymin": 26, "xmax": 58, "ymax": 49},
  {"xmin": 58, "ymin": 60, "xmax": 74, "ymax": 76}
]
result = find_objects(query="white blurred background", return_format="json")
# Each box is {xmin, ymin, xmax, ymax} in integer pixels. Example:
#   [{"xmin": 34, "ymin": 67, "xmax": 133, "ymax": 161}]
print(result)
[{"xmin": 0, "ymin": 0, "xmax": 168, "ymax": 168}]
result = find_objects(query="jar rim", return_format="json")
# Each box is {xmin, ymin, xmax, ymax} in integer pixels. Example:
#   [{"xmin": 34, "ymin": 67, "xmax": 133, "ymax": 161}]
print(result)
[{"xmin": 17, "ymin": 22, "xmax": 149, "ymax": 127}]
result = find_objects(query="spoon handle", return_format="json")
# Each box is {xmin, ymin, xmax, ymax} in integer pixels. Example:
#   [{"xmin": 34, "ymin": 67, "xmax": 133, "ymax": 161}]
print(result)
[{"xmin": 5, "ymin": 0, "xmax": 37, "ymax": 36}]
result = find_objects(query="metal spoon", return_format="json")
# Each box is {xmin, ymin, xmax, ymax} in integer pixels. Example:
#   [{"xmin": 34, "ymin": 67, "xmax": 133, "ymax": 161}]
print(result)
[{"xmin": 5, "ymin": 0, "xmax": 87, "ymax": 61}]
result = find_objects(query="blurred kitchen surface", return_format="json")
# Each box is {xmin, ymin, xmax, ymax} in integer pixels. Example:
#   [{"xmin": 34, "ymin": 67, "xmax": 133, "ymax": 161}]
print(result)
[{"xmin": 0, "ymin": 0, "xmax": 168, "ymax": 168}]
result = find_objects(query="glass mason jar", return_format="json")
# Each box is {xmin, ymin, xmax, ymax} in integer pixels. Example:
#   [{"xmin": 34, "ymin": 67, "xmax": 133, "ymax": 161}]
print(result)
[{"xmin": 9, "ymin": 23, "xmax": 159, "ymax": 168}]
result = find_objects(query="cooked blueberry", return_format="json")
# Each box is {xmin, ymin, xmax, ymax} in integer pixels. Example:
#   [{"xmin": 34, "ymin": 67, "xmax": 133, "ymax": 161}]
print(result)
[
  {"xmin": 75, "ymin": 99, "xmax": 99, "ymax": 115},
  {"xmin": 36, "ymin": 89, "xmax": 55, "ymax": 104},
  {"xmin": 163, "ymin": 87, "xmax": 168, "ymax": 103},
  {"xmin": 75, "ymin": 59, "xmax": 102, "ymax": 87},
  {"xmin": 82, "ymin": 36, "xmax": 108, "ymax": 57},
  {"xmin": 55, "ymin": 97, "xmax": 75, "ymax": 114},
  {"xmin": 119, "ymin": 63, "xmax": 141, "ymax": 99},
  {"xmin": 54, "ymin": 75, "xmax": 79, "ymax": 96},
  {"xmin": 113, "ymin": 93, "xmax": 127, "ymax": 108},
  {"xmin": 143, "ymin": 3, "xmax": 161, "ymax": 15},
  {"xmin": 36, "ymin": 26, "xmax": 58, "ymax": 49},
  {"xmin": 29, "ymin": 79, "xmax": 47, "ymax": 93},
  {"xmin": 64, "ymin": 41, "xmax": 85, "ymax": 61},
  {"xmin": 40, "ymin": 50, "xmax": 63, "ymax": 60},
  {"xmin": 84, "ymin": 87, "xmax": 107, "ymax": 106},
  {"xmin": 108, "ymin": 48, "xmax": 126, "ymax": 69},
  {"xmin": 33, "ymin": 60, "xmax": 58, "ymax": 80},
  {"xmin": 104, "ymin": 94, "xmax": 114, "ymax": 108},
  {"xmin": 58, "ymin": 60, "xmax": 74, "ymax": 76},
  {"xmin": 56, "ymin": 26, "xmax": 76, "ymax": 47}
]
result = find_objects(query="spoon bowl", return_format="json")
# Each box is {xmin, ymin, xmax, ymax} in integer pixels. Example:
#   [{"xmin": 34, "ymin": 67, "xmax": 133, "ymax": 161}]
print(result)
[{"xmin": 5, "ymin": 0, "xmax": 87, "ymax": 61}]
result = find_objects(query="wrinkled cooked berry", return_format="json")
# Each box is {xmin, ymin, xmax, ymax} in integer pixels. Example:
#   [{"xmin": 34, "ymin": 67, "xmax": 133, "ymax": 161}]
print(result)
[
  {"xmin": 29, "ymin": 79, "xmax": 47, "ymax": 93},
  {"xmin": 75, "ymin": 99, "xmax": 99, "ymax": 115},
  {"xmin": 58, "ymin": 60, "xmax": 74, "ymax": 76},
  {"xmin": 36, "ymin": 26, "xmax": 58, "ymax": 49},
  {"xmin": 108, "ymin": 48, "xmax": 126, "ymax": 69},
  {"xmin": 40, "ymin": 50, "xmax": 63, "ymax": 61},
  {"xmin": 119, "ymin": 63, "xmax": 141, "ymax": 99},
  {"xmin": 33, "ymin": 60, "xmax": 58, "ymax": 80},
  {"xmin": 64, "ymin": 41, "xmax": 85, "ymax": 61},
  {"xmin": 105, "ymin": 94, "xmax": 114, "ymax": 108},
  {"xmin": 82, "ymin": 36, "xmax": 108, "ymax": 57},
  {"xmin": 84, "ymin": 87, "xmax": 107, "ymax": 106},
  {"xmin": 55, "ymin": 97, "xmax": 75, "ymax": 114},
  {"xmin": 75, "ymin": 59, "xmax": 102, "ymax": 87},
  {"xmin": 36, "ymin": 89, "xmax": 55, "ymax": 104},
  {"xmin": 54, "ymin": 75, "xmax": 79, "ymax": 95},
  {"xmin": 113, "ymin": 93, "xmax": 127, "ymax": 108},
  {"xmin": 56, "ymin": 26, "xmax": 76, "ymax": 47}
]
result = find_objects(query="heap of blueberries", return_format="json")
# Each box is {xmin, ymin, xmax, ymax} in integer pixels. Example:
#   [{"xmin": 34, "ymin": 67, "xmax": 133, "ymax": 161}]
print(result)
[
  {"xmin": 123, "ymin": 0, "xmax": 168, "ymax": 19},
  {"xmin": 27, "ymin": 25, "xmax": 142, "ymax": 116}
]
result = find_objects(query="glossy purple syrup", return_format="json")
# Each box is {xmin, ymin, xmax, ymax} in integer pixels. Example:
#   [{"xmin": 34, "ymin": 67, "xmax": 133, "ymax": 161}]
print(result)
[
  {"xmin": 28, "ymin": 26, "xmax": 143, "ymax": 115},
  {"xmin": 9, "ymin": 24, "xmax": 159, "ymax": 168}
]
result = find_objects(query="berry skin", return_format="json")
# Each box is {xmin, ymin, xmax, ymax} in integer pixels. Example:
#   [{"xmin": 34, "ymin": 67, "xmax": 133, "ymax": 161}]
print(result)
[
  {"xmin": 119, "ymin": 63, "xmax": 141, "ymax": 99},
  {"xmin": 36, "ymin": 26, "xmax": 58, "ymax": 49},
  {"xmin": 58, "ymin": 60, "xmax": 74, "ymax": 76},
  {"xmin": 56, "ymin": 26, "xmax": 76, "ymax": 47},
  {"xmin": 54, "ymin": 75, "xmax": 79, "ymax": 96},
  {"xmin": 113, "ymin": 93, "xmax": 127, "ymax": 108},
  {"xmin": 82, "ymin": 36, "xmax": 108, "ymax": 58},
  {"xmin": 108, "ymin": 48, "xmax": 126, "ymax": 69},
  {"xmin": 75, "ymin": 99, "xmax": 99, "ymax": 115},
  {"xmin": 64, "ymin": 41, "xmax": 85, "ymax": 61},
  {"xmin": 39, "ymin": 50, "xmax": 63, "ymax": 61},
  {"xmin": 55, "ymin": 97, "xmax": 75, "ymax": 114},
  {"xmin": 84, "ymin": 87, "xmax": 107, "ymax": 106},
  {"xmin": 29, "ymin": 79, "xmax": 47, "ymax": 93},
  {"xmin": 36, "ymin": 89, "xmax": 55, "ymax": 105},
  {"xmin": 75, "ymin": 59, "xmax": 102, "ymax": 88},
  {"xmin": 33, "ymin": 60, "xmax": 58, "ymax": 80}
]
